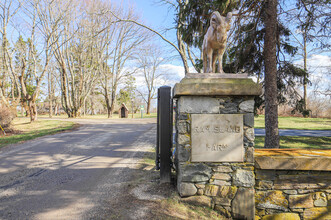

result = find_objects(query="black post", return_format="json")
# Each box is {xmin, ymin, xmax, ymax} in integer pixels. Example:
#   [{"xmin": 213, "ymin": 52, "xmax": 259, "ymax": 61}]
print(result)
[
  {"xmin": 158, "ymin": 86, "xmax": 172, "ymax": 183},
  {"xmin": 156, "ymin": 89, "xmax": 160, "ymax": 170}
]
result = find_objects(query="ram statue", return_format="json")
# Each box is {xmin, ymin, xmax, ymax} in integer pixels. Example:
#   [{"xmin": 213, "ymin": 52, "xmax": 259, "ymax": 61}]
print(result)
[{"xmin": 202, "ymin": 11, "xmax": 232, "ymax": 73}]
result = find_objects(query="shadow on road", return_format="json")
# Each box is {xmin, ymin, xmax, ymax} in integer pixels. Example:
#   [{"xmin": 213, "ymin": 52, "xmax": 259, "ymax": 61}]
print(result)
[{"xmin": 0, "ymin": 120, "xmax": 158, "ymax": 219}]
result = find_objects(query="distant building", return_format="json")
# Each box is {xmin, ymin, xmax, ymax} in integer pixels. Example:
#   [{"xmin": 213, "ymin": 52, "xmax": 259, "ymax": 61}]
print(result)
[{"xmin": 119, "ymin": 103, "xmax": 129, "ymax": 118}]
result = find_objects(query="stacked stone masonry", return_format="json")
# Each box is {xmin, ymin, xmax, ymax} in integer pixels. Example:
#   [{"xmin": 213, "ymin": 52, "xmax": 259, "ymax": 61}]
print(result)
[
  {"xmin": 173, "ymin": 77, "xmax": 330, "ymax": 220},
  {"xmin": 175, "ymin": 96, "xmax": 256, "ymax": 219},
  {"xmin": 255, "ymin": 169, "xmax": 331, "ymax": 220},
  {"xmin": 174, "ymin": 95, "xmax": 331, "ymax": 220}
]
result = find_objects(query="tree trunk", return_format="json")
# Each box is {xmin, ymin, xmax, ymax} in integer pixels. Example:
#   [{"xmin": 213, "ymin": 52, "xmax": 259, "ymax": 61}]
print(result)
[
  {"xmin": 109, "ymin": 86, "xmax": 117, "ymax": 118},
  {"xmin": 110, "ymin": 97, "xmax": 114, "ymax": 118},
  {"xmin": 29, "ymin": 100, "xmax": 38, "ymax": 122},
  {"xmin": 22, "ymin": 101, "xmax": 30, "ymax": 117},
  {"xmin": 49, "ymin": 99, "xmax": 53, "ymax": 118},
  {"xmin": 147, "ymin": 92, "xmax": 151, "ymax": 115},
  {"xmin": 131, "ymin": 100, "xmax": 134, "ymax": 118},
  {"xmin": 264, "ymin": 0, "xmax": 279, "ymax": 148},
  {"xmin": 82, "ymin": 97, "xmax": 85, "ymax": 117},
  {"xmin": 48, "ymin": 72, "xmax": 53, "ymax": 118},
  {"xmin": 303, "ymin": 35, "xmax": 308, "ymax": 117},
  {"xmin": 177, "ymin": 29, "xmax": 190, "ymax": 74},
  {"xmin": 54, "ymin": 103, "xmax": 58, "ymax": 116},
  {"xmin": 90, "ymin": 97, "xmax": 95, "ymax": 115},
  {"xmin": 176, "ymin": 1, "xmax": 190, "ymax": 74},
  {"xmin": 105, "ymin": 95, "xmax": 111, "ymax": 118}
]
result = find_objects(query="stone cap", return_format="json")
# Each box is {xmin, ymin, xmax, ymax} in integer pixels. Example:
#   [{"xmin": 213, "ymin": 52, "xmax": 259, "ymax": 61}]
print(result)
[
  {"xmin": 173, "ymin": 73, "xmax": 262, "ymax": 97},
  {"xmin": 255, "ymin": 149, "xmax": 331, "ymax": 171},
  {"xmin": 185, "ymin": 73, "xmax": 249, "ymax": 78}
]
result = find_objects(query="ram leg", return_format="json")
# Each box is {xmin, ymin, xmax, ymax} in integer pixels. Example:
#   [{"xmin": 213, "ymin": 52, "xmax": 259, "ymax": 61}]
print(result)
[
  {"xmin": 217, "ymin": 47, "xmax": 226, "ymax": 73},
  {"xmin": 206, "ymin": 48, "xmax": 213, "ymax": 73}
]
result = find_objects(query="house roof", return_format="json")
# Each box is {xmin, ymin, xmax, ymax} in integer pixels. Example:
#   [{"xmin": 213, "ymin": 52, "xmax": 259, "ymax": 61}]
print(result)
[{"xmin": 119, "ymin": 103, "xmax": 129, "ymax": 111}]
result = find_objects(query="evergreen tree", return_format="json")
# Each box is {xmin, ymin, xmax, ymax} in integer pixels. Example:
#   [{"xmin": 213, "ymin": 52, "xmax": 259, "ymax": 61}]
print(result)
[{"xmin": 173, "ymin": 0, "xmax": 312, "ymax": 148}]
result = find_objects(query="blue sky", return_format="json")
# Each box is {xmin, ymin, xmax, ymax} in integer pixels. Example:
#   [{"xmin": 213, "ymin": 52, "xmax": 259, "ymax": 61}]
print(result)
[
  {"xmin": 112, "ymin": 0, "xmax": 330, "ymax": 99},
  {"xmin": 112, "ymin": 0, "xmax": 189, "ymax": 83},
  {"xmin": 112, "ymin": 0, "xmax": 181, "ymax": 57},
  {"xmin": 112, "ymin": 0, "xmax": 177, "ymax": 41},
  {"xmin": 120, "ymin": 0, "xmax": 175, "ymax": 28}
]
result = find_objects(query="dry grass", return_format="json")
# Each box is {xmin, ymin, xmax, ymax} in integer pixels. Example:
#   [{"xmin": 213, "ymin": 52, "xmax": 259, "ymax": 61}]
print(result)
[
  {"xmin": 151, "ymin": 195, "xmax": 223, "ymax": 220},
  {"xmin": 0, "ymin": 118, "xmax": 76, "ymax": 148},
  {"xmin": 140, "ymin": 148, "xmax": 223, "ymax": 219}
]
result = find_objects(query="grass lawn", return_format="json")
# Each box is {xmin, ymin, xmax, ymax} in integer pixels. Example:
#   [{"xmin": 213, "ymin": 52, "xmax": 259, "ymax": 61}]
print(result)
[
  {"xmin": 255, "ymin": 136, "xmax": 331, "ymax": 149},
  {"xmin": 38, "ymin": 112, "xmax": 157, "ymax": 119},
  {"xmin": 255, "ymin": 115, "xmax": 331, "ymax": 130},
  {"xmin": 0, "ymin": 118, "xmax": 76, "ymax": 149}
]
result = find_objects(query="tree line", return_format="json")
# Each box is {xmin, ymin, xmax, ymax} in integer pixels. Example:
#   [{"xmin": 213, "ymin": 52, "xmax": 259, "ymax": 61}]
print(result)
[
  {"xmin": 0, "ymin": 0, "xmax": 169, "ymax": 122},
  {"xmin": 1, "ymin": 0, "xmax": 329, "ymax": 148}
]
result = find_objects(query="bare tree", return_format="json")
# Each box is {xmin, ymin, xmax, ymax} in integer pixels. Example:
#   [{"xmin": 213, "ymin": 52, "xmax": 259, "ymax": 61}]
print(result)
[
  {"xmin": 136, "ymin": 46, "xmax": 168, "ymax": 114},
  {"xmin": 98, "ymin": 7, "xmax": 147, "ymax": 118},
  {"xmin": 107, "ymin": 1, "xmax": 195, "ymax": 74},
  {"xmin": 0, "ymin": 0, "xmax": 52, "ymax": 121},
  {"xmin": 41, "ymin": 0, "xmax": 102, "ymax": 117},
  {"xmin": 284, "ymin": 1, "xmax": 330, "ymax": 115},
  {"xmin": 0, "ymin": 0, "xmax": 21, "ymax": 113}
]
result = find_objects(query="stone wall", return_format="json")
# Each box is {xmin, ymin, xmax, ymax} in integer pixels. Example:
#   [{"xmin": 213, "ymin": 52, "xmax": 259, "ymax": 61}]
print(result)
[
  {"xmin": 172, "ymin": 76, "xmax": 329, "ymax": 220},
  {"xmin": 173, "ymin": 93, "xmax": 331, "ymax": 220},
  {"xmin": 174, "ymin": 95, "xmax": 256, "ymax": 219},
  {"xmin": 254, "ymin": 150, "xmax": 331, "ymax": 220}
]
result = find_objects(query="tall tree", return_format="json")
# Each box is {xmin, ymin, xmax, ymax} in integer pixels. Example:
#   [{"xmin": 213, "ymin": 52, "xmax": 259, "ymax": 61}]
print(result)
[
  {"xmin": 44, "ymin": 0, "xmax": 102, "ymax": 117},
  {"xmin": 136, "ymin": 46, "xmax": 168, "ymax": 115},
  {"xmin": 175, "ymin": 0, "xmax": 296, "ymax": 148},
  {"xmin": 0, "ymin": 0, "xmax": 21, "ymax": 113},
  {"xmin": 1, "ymin": 0, "xmax": 55, "ymax": 121},
  {"xmin": 264, "ymin": 0, "xmax": 279, "ymax": 148},
  {"xmin": 285, "ymin": 0, "xmax": 330, "ymax": 117},
  {"xmin": 99, "ymin": 7, "xmax": 146, "ymax": 118}
]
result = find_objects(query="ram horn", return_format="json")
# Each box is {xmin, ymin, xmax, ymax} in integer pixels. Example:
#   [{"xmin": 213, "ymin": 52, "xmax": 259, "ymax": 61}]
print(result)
[
  {"xmin": 211, "ymin": 11, "xmax": 222, "ymax": 23},
  {"xmin": 226, "ymin": 12, "xmax": 232, "ymax": 22}
]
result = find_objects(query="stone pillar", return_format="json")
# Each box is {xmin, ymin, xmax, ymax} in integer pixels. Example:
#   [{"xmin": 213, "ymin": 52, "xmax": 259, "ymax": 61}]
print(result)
[{"xmin": 173, "ymin": 74, "xmax": 261, "ymax": 220}]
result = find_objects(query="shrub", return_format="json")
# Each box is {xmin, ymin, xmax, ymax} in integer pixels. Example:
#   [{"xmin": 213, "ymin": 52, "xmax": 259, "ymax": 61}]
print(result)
[{"xmin": 0, "ymin": 106, "xmax": 15, "ymax": 128}]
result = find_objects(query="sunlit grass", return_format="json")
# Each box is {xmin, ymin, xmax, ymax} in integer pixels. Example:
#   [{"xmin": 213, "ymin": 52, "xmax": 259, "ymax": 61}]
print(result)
[
  {"xmin": 255, "ymin": 115, "xmax": 331, "ymax": 130},
  {"xmin": 0, "ymin": 118, "xmax": 76, "ymax": 148},
  {"xmin": 38, "ymin": 112, "xmax": 157, "ymax": 119},
  {"xmin": 255, "ymin": 136, "xmax": 331, "ymax": 149}
]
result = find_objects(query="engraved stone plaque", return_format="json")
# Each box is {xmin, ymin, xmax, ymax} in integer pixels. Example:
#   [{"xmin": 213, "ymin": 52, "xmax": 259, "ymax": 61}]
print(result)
[{"xmin": 191, "ymin": 114, "xmax": 243, "ymax": 162}]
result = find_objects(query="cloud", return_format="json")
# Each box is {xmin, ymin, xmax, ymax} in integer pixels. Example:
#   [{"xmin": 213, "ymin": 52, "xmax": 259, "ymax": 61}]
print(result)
[
  {"xmin": 132, "ymin": 63, "xmax": 198, "ymax": 89},
  {"xmin": 159, "ymin": 64, "xmax": 198, "ymax": 85},
  {"xmin": 122, "ymin": 62, "xmax": 200, "ymax": 94},
  {"xmin": 160, "ymin": 64, "xmax": 186, "ymax": 80},
  {"xmin": 294, "ymin": 54, "xmax": 331, "ymax": 96},
  {"xmin": 295, "ymin": 54, "xmax": 331, "ymax": 72}
]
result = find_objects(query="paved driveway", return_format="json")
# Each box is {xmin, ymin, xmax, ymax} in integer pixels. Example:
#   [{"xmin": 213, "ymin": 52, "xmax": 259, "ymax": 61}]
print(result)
[
  {"xmin": 0, "ymin": 118, "xmax": 156, "ymax": 220},
  {"xmin": 255, "ymin": 129, "xmax": 331, "ymax": 137}
]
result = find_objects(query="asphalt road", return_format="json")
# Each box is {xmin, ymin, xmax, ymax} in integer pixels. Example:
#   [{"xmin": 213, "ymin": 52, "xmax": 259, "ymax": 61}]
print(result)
[
  {"xmin": 255, "ymin": 129, "xmax": 331, "ymax": 137},
  {"xmin": 0, "ymin": 118, "xmax": 156, "ymax": 220}
]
